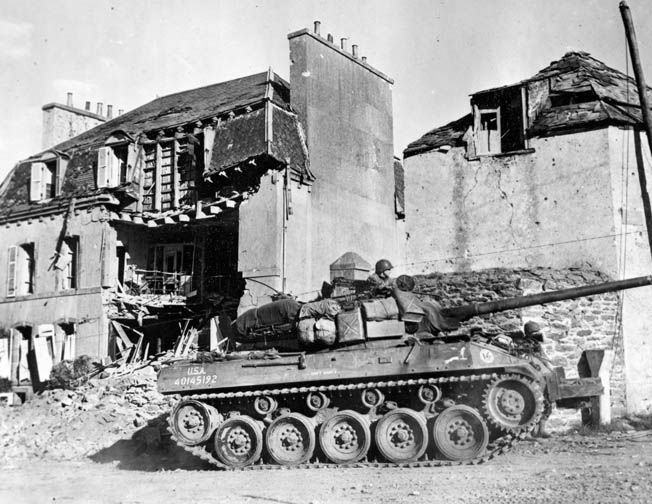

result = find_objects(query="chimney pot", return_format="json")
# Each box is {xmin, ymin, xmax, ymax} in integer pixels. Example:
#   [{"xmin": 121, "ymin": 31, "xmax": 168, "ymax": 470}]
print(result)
[
  {"xmin": 85, "ymin": 101, "xmax": 91, "ymax": 111},
  {"xmin": 97, "ymin": 102, "xmax": 103, "ymax": 115},
  {"xmin": 313, "ymin": 21, "xmax": 321, "ymax": 35},
  {"xmin": 118, "ymin": 109, "xmax": 124, "ymax": 116},
  {"xmin": 340, "ymin": 38, "xmax": 348, "ymax": 51},
  {"xmin": 352, "ymin": 45, "xmax": 359, "ymax": 58},
  {"xmin": 362, "ymin": 56, "xmax": 367, "ymax": 63},
  {"xmin": 107, "ymin": 104, "xmax": 113, "ymax": 119},
  {"xmin": 327, "ymin": 33, "xmax": 333, "ymax": 43},
  {"xmin": 67, "ymin": 92, "xmax": 73, "ymax": 107}
]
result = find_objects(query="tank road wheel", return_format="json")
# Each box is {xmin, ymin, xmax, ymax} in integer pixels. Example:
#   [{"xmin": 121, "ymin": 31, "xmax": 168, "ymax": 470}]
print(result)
[
  {"xmin": 374, "ymin": 408, "xmax": 428, "ymax": 463},
  {"xmin": 213, "ymin": 415, "xmax": 264, "ymax": 468},
  {"xmin": 265, "ymin": 413, "xmax": 315, "ymax": 466},
  {"xmin": 482, "ymin": 374, "xmax": 544, "ymax": 432},
  {"xmin": 433, "ymin": 405, "xmax": 489, "ymax": 461},
  {"xmin": 169, "ymin": 399, "xmax": 220, "ymax": 446},
  {"xmin": 319, "ymin": 410, "xmax": 371, "ymax": 464}
]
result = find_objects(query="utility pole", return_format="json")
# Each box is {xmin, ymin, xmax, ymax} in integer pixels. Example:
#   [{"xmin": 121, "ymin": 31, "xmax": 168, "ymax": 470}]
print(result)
[{"xmin": 620, "ymin": 0, "xmax": 652, "ymax": 259}]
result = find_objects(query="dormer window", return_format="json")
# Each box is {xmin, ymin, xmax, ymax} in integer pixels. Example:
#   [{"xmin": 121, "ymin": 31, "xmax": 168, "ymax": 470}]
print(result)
[
  {"xmin": 470, "ymin": 85, "xmax": 527, "ymax": 157},
  {"xmin": 98, "ymin": 131, "xmax": 134, "ymax": 188},
  {"xmin": 29, "ymin": 151, "xmax": 67, "ymax": 202}
]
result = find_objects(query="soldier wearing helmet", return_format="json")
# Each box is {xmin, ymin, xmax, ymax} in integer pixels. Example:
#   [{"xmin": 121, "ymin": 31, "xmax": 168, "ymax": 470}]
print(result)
[{"xmin": 368, "ymin": 259, "xmax": 395, "ymax": 292}]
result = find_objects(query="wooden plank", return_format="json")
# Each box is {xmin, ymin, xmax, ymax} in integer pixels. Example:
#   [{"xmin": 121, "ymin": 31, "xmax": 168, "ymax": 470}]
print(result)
[
  {"xmin": 558, "ymin": 377, "xmax": 603, "ymax": 399},
  {"xmin": 111, "ymin": 321, "xmax": 133, "ymax": 348}
]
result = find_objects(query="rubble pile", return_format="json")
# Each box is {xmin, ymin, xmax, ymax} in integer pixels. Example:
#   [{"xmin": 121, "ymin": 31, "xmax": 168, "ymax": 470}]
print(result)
[{"xmin": 0, "ymin": 360, "xmax": 179, "ymax": 463}]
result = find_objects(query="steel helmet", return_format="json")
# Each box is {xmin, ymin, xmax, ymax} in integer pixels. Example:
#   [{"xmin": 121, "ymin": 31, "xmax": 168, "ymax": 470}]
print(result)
[
  {"xmin": 375, "ymin": 259, "xmax": 393, "ymax": 275},
  {"xmin": 524, "ymin": 321, "xmax": 543, "ymax": 340}
]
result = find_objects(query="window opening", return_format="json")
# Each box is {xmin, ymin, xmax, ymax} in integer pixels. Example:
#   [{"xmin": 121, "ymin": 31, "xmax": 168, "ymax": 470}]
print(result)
[{"xmin": 61, "ymin": 237, "xmax": 79, "ymax": 290}]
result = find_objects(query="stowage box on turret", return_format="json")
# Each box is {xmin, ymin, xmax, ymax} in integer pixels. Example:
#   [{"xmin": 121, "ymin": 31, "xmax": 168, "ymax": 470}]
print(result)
[{"xmin": 157, "ymin": 275, "xmax": 652, "ymax": 469}]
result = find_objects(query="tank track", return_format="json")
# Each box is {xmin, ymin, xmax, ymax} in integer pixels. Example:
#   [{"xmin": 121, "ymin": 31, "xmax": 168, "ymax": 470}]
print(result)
[{"xmin": 167, "ymin": 372, "xmax": 538, "ymax": 470}]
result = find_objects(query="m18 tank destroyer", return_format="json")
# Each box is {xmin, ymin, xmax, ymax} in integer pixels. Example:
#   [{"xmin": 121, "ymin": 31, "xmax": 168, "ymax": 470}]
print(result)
[{"xmin": 157, "ymin": 275, "xmax": 652, "ymax": 469}]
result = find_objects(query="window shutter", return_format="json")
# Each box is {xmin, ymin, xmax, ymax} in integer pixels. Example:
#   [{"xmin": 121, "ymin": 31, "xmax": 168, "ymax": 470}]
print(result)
[
  {"xmin": 107, "ymin": 148, "xmax": 119, "ymax": 187},
  {"xmin": 127, "ymin": 143, "xmax": 138, "ymax": 183},
  {"xmin": 203, "ymin": 126, "xmax": 216, "ymax": 170},
  {"xmin": 55, "ymin": 158, "xmax": 67, "ymax": 196},
  {"xmin": 7, "ymin": 246, "xmax": 17, "ymax": 297},
  {"xmin": 30, "ymin": 162, "xmax": 44, "ymax": 201},
  {"xmin": 97, "ymin": 147, "xmax": 108, "ymax": 188}
]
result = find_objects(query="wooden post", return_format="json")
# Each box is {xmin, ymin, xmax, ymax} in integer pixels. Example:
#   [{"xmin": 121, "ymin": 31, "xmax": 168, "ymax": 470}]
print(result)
[
  {"xmin": 578, "ymin": 349, "xmax": 612, "ymax": 427},
  {"xmin": 620, "ymin": 1, "xmax": 652, "ymax": 259}
]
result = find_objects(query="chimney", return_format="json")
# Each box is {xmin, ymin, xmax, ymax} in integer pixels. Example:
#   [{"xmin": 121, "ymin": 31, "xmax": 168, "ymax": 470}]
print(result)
[
  {"xmin": 313, "ymin": 21, "xmax": 321, "ymax": 36},
  {"xmin": 327, "ymin": 33, "xmax": 333, "ymax": 43},
  {"xmin": 352, "ymin": 45, "xmax": 359, "ymax": 58},
  {"xmin": 340, "ymin": 38, "xmax": 348, "ymax": 51},
  {"xmin": 67, "ymin": 92, "xmax": 73, "ymax": 107},
  {"xmin": 118, "ymin": 109, "xmax": 124, "ymax": 116},
  {"xmin": 107, "ymin": 104, "xmax": 113, "ymax": 119},
  {"xmin": 96, "ymin": 102, "xmax": 103, "ymax": 116},
  {"xmin": 85, "ymin": 101, "xmax": 91, "ymax": 111},
  {"xmin": 362, "ymin": 56, "xmax": 367, "ymax": 63}
]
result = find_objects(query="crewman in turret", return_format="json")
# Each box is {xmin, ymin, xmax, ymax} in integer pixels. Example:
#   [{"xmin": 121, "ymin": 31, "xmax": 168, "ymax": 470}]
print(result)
[{"xmin": 368, "ymin": 259, "xmax": 396, "ymax": 293}]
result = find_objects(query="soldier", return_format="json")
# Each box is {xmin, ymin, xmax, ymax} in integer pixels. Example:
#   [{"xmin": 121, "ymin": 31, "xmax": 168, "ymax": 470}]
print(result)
[
  {"xmin": 524, "ymin": 321, "xmax": 552, "ymax": 438},
  {"xmin": 368, "ymin": 259, "xmax": 396, "ymax": 292}
]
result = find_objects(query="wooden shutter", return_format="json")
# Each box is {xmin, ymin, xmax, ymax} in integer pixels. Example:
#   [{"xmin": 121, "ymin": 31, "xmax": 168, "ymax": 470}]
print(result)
[
  {"xmin": 7, "ymin": 245, "xmax": 17, "ymax": 297},
  {"xmin": 55, "ymin": 158, "xmax": 67, "ymax": 196},
  {"xmin": 203, "ymin": 126, "xmax": 216, "ymax": 171},
  {"xmin": 30, "ymin": 162, "xmax": 44, "ymax": 201},
  {"xmin": 97, "ymin": 147, "xmax": 109, "ymax": 188},
  {"xmin": 107, "ymin": 148, "xmax": 119, "ymax": 187},
  {"xmin": 126, "ymin": 143, "xmax": 138, "ymax": 183}
]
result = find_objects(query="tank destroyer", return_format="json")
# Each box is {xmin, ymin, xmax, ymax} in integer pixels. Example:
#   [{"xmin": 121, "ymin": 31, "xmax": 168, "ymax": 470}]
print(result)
[{"xmin": 157, "ymin": 275, "xmax": 652, "ymax": 469}]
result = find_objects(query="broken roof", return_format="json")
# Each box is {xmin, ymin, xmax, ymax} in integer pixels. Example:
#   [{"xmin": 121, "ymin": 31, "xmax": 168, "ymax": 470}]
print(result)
[
  {"xmin": 404, "ymin": 51, "xmax": 652, "ymax": 158},
  {"xmin": 55, "ymin": 72, "xmax": 292, "ymax": 152},
  {"xmin": 0, "ymin": 71, "xmax": 312, "ymax": 220}
]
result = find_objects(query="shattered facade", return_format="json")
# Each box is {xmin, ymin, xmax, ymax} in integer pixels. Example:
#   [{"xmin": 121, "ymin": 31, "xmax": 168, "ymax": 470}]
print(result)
[
  {"xmin": 0, "ymin": 25, "xmax": 403, "ymax": 398},
  {"xmin": 403, "ymin": 51, "xmax": 652, "ymax": 414}
]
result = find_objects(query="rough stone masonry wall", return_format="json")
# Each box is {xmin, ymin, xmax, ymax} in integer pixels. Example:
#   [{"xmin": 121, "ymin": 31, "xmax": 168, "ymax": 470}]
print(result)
[{"xmin": 416, "ymin": 267, "xmax": 625, "ymax": 427}]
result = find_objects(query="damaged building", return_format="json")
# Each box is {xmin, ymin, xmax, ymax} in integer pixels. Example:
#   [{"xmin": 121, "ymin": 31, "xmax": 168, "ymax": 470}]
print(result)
[
  {"xmin": 403, "ymin": 51, "xmax": 652, "ymax": 414},
  {"xmin": 0, "ymin": 24, "xmax": 403, "ymax": 398}
]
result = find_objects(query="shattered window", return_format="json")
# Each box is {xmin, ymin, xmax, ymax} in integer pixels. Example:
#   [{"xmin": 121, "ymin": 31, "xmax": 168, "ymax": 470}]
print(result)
[{"xmin": 472, "ymin": 85, "xmax": 527, "ymax": 156}]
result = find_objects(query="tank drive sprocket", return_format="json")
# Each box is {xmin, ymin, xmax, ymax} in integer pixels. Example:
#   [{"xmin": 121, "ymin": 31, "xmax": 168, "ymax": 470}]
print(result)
[{"xmin": 481, "ymin": 374, "xmax": 544, "ymax": 433}]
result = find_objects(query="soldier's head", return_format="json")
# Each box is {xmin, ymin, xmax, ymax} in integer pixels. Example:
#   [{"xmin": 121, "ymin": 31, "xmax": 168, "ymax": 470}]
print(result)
[
  {"xmin": 524, "ymin": 321, "xmax": 544, "ymax": 342},
  {"xmin": 375, "ymin": 259, "xmax": 393, "ymax": 279}
]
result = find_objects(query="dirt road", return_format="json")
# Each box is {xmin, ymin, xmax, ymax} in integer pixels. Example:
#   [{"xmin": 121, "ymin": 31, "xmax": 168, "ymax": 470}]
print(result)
[{"xmin": 2, "ymin": 430, "xmax": 651, "ymax": 504}]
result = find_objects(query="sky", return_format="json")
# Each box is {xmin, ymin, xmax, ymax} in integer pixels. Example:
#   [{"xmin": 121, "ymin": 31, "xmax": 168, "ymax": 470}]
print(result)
[{"xmin": 2, "ymin": 0, "xmax": 652, "ymax": 181}]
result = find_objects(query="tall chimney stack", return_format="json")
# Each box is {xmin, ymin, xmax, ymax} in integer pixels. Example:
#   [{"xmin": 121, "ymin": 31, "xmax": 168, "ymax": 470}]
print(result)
[
  {"xmin": 85, "ymin": 101, "xmax": 91, "ymax": 111},
  {"xmin": 313, "ymin": 21, "xmax": 321, "ymax": 36},
  {"xmin": 96, "ymin": 102, "xmax": 103, "ymax": 116},
  {"xmin": 107, "ymin": 104, "xmax": 113, "ymax": 119},
  {"xmin": 352, "ymin": 45, "xmax": 359, "ymax": 58},
  {"xmin": 67, "ymin": 92, "xmax": 73, "ymax": 107},
  {"xmin": 340, "ymin": 38, "xmax": 348, "ymax": 51}
]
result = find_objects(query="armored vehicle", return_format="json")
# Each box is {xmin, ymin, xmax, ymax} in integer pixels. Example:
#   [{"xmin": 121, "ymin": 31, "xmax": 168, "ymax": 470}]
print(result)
[{"xmin": 157, "ymin": 275, "xmax": 652, "ymax": 469}]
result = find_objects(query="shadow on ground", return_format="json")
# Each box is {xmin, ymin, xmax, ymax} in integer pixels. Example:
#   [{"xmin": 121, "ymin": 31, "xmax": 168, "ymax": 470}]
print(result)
[{"xmin": 89, "ymin": 413, "xmax": 213, "ymax": 471}]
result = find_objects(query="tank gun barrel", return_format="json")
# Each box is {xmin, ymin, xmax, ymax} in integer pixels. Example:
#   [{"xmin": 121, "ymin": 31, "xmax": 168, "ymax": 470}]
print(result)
[{"xmin": 440, "ymin": 275, "xmax": 652, "ymax": 323}]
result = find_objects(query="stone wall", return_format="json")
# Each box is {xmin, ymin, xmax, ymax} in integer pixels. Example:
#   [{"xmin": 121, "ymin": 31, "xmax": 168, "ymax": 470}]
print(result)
[{"xmin": 416, "ymin": 266, "xmax": 624, "ymax": 427}]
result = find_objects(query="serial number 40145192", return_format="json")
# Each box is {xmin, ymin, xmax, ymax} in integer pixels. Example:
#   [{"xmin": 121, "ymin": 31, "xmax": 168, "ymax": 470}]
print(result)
[{"xmin": 173, "ymin": 375, "xmax": 219, "ymax": 386}]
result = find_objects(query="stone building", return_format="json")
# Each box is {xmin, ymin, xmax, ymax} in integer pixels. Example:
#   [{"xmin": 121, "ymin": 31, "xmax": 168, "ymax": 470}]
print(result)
[
  {"xmin": 0, "ymin": 24, "xmax": 403, "ymax": 398},
  {"xmin": 403, "ymin": 51, "xmax": 652, "ymax": 415}
]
